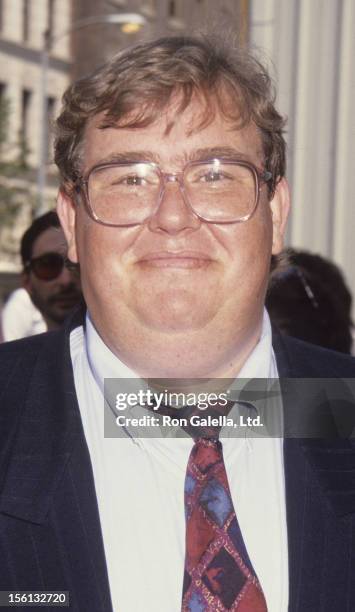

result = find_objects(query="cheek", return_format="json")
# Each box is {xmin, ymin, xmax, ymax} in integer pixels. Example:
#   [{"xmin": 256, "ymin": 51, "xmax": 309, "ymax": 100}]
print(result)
[
  {"xmin": 220, "ymin": 208, "xmax": 272, "ymax": 265},
  {"xmin": 247, "ymin": 214, "xmax": 273, "ymax": 297},
  {"xmin": 74, "ymin": 221, "xmax": 134, "ymax": 302},
  {"xmin": 247, "ymin": 215, "xmax": 273, "ymax": 282},
  {"xmin": 28, "ymin": 279, "xmax": 49, "ymax": 302},
  {"xmin": 77, "ymin": 228, "xmax": 110, "ymax": 300},
  {"xmin": 218, "ymin": 210, "xmax": 273, "ymax": 301}
]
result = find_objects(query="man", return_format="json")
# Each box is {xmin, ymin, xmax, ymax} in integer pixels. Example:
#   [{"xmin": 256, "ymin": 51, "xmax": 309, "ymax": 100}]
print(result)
[
  {"xmin": 0, "ymin": 211, "xmax": 82, "ymax": 341},
  {"xmin": 0, "ymin": 35, "xmax": 354, "ymax": 611}
]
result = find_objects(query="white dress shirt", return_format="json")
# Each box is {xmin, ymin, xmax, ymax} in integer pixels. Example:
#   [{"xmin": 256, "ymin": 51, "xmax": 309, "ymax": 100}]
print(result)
[{"xmin": 70, "ymin": 310, "xmax": 289, "ymax": 612}]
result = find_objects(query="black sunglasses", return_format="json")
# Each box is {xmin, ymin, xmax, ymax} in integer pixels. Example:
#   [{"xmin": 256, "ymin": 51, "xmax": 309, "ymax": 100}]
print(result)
[{"xmin": 25, "ymin": 252, "xmax": 67, "ymax": 281}]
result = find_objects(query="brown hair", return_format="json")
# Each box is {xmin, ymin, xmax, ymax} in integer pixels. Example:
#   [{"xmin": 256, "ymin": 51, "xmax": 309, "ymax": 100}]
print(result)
[{"xmin": 54, "ymin": 34, "xmax": 286, "ymax": 195}]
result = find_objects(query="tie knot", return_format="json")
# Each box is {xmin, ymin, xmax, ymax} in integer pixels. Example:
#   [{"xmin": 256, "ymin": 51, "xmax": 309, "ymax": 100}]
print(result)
[
  {"xmin": 191, "ymin": 437, "xmax": 223, "ymax": 474},
  {"xmin": 195, "ymin": 437, "xmax": 221, "ymax": 449}
]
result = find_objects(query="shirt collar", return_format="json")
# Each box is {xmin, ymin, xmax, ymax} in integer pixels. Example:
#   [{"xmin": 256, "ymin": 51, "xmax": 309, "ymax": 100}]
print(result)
[
  {"xmin": 237, "ymin": 309, "xmax": 274, "ymax": 379},
  {"xmin": 86, "ymin": 313, "xmax": 138, "ymax": 394},
  {"xmin": 85, "ymin": 309, "xmax": 278, "ymax": 444}
]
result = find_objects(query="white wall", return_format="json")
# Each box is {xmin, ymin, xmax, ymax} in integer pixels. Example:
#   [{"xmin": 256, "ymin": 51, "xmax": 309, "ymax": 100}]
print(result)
[{"xmin": 250, "ymin": 0, "xmax": 355, "ymax": 304}]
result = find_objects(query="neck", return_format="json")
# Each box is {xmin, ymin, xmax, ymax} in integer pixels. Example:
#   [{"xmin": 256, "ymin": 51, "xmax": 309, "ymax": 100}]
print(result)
[
  {"xmin": 45, "ymin": 317, "xmax": 61, "ymax": 331},
  {"xmin": 89, "ymin": 310, "xmax": 264, "ymax": 379}
]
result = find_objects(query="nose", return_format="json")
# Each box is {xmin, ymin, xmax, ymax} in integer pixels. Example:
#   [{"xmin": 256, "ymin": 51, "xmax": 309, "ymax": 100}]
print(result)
[{"xmin": 147, "ymin": 177, "xmax": 201, "ymax": 235}]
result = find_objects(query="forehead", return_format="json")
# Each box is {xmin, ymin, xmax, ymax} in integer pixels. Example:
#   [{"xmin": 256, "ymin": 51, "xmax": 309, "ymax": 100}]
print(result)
[
  {"xmin": 82, "ymin": 96, "xmax": 264, "ymax": 171},
  {"xmin": 32, "ymin": 226, "xmax": 66, "ymax": 258}
]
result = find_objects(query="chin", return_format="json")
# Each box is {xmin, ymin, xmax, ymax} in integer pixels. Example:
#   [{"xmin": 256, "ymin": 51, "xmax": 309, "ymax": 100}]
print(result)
[
  {"xmin": 141, "ymin": 313, "xmax": 212, "ymax": 333},
  {"xmin": 134, "ymin": 297, "xmax": 217, "ymax": 333}
]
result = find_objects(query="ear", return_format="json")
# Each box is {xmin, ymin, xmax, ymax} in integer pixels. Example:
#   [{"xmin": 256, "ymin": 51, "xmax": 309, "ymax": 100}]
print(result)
[
  {"xmin": 269, "ymin": 177, "xmax": 290, "ymax": 255},
  {"xmin": 56, "ymin": 189, "xmax": 79, "ymax": 263}
]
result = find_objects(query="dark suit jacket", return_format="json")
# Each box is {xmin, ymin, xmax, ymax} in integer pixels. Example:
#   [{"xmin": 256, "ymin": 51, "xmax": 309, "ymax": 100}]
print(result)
[{"xmin": 0, "ymin": 318, "xmax": 355, "ymax": 611}]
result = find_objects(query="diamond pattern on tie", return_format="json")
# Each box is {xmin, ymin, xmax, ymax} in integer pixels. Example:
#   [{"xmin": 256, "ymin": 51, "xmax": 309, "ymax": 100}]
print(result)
[{"xmin": 182, "ymin": 438, "xmax": 267, "ymax": 611}]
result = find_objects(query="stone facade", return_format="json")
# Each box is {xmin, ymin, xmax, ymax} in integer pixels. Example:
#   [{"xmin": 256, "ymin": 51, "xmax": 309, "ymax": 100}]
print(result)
[
  {"xmin": 0, "ymin": 0, "xmax": 71, "ymax": 167},
  {"xmin": 0, "ymin": 0, "xmax": 72, "ymax": 276}
]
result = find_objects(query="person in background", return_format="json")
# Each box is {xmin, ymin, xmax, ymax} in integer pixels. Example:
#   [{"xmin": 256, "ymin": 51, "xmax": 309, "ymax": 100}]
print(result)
[
  {"xmin": 266, "ymin": 248, "xmax": 353, "ymax": 353},
  {"xmin": 0, "ymin": 211, "xmax": 82, "ymax": 341}
]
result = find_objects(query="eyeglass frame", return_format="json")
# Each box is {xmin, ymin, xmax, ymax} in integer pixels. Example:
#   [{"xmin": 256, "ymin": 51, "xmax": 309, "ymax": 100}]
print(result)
[{"xmin": 74, "ymin": 158, "xmax": 273, "ymax": 228}]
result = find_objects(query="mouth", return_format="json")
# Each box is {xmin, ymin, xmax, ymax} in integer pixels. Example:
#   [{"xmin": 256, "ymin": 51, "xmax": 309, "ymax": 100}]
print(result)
[{"xmin": 137, "ymin": 251, "xmax": 213, "ymax": 269}]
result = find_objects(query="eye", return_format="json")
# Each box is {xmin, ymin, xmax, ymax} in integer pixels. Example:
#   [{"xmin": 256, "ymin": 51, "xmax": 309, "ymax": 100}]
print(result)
[
  {"xmin": 201, "ymin": 171, "xmax": 226, "ymax": 182},
  {"xmin": 116, "ymin": 172, "xmax": 158, "ymax": 187},
  {"xmin": 196, "ymin": 169, "xmax": 234, "ymax": 184},
  {"xmin": 106, "ymin": 173, "xmax": 148, "ymax": 187},
  {"xmin": 124, "ymin": 175, "xmax": 146, "ymax": 186}
]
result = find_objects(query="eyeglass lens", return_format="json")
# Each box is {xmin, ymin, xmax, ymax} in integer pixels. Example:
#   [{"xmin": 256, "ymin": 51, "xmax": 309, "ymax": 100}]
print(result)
[
  {"xmin": 30, "ymin": 253, "xmax": 65, "ymax": 281},
  {"xmin": 87, "ymin": 161, "xmax": 258, "ymax": 225}
]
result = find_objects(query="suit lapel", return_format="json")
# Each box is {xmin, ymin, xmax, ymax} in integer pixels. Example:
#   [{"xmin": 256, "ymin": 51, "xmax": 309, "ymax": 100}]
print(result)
[
  {"xmin": 0, "ymin": 317, "xmax": 113, "ymax": 612},
  {"xmin": 273, "ymin": 330, "xmax": 355, "ymax": 610},
  {"xmin": 0, "ymin": 327, "xmax": 81, "ymax": 522}
]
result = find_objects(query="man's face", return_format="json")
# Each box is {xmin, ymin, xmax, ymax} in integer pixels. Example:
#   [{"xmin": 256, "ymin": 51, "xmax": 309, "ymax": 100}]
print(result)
[
  {"xmin": 58, "ymin": 96, "xmax": 289, "ymax": 376},
  {"xmin": 23, "ymin": 226, "xmax": 82, "ymax": 330}
]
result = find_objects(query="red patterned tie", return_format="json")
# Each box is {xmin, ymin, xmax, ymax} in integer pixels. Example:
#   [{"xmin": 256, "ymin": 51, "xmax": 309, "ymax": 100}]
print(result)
[{"xmin": 182, "ymin": 437, "xmax": 267, "ymax": 611}]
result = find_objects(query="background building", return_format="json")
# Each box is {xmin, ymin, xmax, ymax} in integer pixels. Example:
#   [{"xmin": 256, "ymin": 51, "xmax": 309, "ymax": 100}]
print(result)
[
  {"xmin": 70, "ymin": 0, "xmax": 249, "ymax": 79},
  {"xmin": 0, "ymin": 0, "xmax": 354, "ymax": 319},
  {"xmin": 0, "ymin": 0, "xmax": 71, "ymax": 295},
  {"xmin": 249, "ymin": 0, "xmax": 355, "ymax": 318}
]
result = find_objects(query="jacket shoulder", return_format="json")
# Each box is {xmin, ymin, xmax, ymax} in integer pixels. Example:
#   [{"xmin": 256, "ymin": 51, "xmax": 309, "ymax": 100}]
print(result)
[
  {"xmin": 0, "ymin": 333, "xmax": 48, "ymax": 379},
  {"xmin": 273, "ymin": 331, "xmax": 355, "ymax": 377},
  {"xmin": 0, "ymin": 332, "xmax": 59, "ymax": 422}
]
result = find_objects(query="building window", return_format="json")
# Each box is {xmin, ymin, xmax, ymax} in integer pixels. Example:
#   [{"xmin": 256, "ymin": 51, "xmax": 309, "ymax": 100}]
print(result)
[
  {"xmin": 21, "ymin": 89, "xmax": 31, "ymax": 139},
  {"xmin": 45, "ymin": 96, "xmax": 55, "ymax": 158},
  {"xmin": 105, "ymin": 0, "xmax": 127, "ymax": 8},
  {"xmin": 0, "ymin": 82, "xmax": 6, "ymax": 115},
  {"xmin": 22, "ymin": 0, "xmax": 31, "ymax": 42},
  {"xmin": 47, "ymin": 0, "xmax": 55, "ymax": 37},
  {"xmin": 19, "ymin": 88, "xmax": 31, "ymax": 165},
  {"xmin": 169, "ymin": 0, "xmax": 176, "ymax": 17},
  {"xmin": 0, "ymin": 83, "xmax": 9, "ymax": 156}
]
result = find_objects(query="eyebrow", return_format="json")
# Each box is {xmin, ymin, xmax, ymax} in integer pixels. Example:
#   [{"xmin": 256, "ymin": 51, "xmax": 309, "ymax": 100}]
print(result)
[
  {"xmin": 88, "ymin": 146, "xmax": 254, "ymax": 172},
  {"xmin": 91, "ymin": 151, "xmax": 160, "ymax": 166},
  {"xmin": 190, "ymin": 147, "xmax": 253, "ymax": 162}
]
